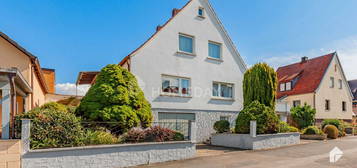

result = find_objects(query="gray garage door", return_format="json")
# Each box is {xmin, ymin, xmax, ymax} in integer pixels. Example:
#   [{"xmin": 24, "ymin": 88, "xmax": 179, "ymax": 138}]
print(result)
[{"xmin": 158, "ymin": 112, "xmax": 195, "ymax": 139}]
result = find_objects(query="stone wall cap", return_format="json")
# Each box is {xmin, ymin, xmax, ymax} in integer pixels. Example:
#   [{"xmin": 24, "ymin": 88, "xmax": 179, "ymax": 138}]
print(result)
[{"xmin": 28, "ymin": 141, "xmax": 192, "ymax": 153}]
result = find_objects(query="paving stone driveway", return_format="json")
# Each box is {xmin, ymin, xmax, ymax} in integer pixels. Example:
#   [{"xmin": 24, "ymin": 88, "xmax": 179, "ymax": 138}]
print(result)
[{"xmin": 136, "ymin": 136, "xmax": 357, "ymax": 168}]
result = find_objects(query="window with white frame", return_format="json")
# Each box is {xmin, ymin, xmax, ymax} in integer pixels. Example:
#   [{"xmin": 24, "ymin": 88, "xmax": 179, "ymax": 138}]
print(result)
[
  {"xmin": 212, "ymin": 82, "xmax": 233, "ymax": 99},
  {"xmin": 280, "ymin": 83, "xmax": 285, "ymax": 92},
  {"xmin": 285, "ymin": 82, "xmax": 292, "ymax": 91},
  {"xmin": 293, "ymin": 100, "xmax": 301, "ymax": 107},
  {"xmin": 179, "ymin": 34, "xmax": 194, "ymax": 54},
  {"xmin": 330, "ymin": 77, "xmax": 334, "ymax": 88},
  {"xmin": 162, "ymin": 75, "xmax": 190, "ymax": 96},
  {"xmin": 339, "ymin": 79, "xmax": 343, "ymax": 89},
  {"xmin": 208, "ymin": 41, "xmax": 221, "ymax": 59}
]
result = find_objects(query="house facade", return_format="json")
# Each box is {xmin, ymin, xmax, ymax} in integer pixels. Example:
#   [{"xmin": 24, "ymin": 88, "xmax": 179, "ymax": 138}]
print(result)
[
  {"xmin": 276, "ymin": 53, "xmax": 353, "ymax": 123},
  {"xmin": 0, "ymin": 32, "xmax": 56, "ymax": 139},
  {"xmin": 77, "ymin": 0, "xmax": 247, "ymax": 142},
  {"xmin": 348, "ymin": 80, "xmax": 357, "ymax": 118}
]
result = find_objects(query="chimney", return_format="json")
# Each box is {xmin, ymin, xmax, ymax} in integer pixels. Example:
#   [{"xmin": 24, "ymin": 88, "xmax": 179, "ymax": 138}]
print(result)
[
  {"xmin": 172, "ymin": 8, "xmax": 180, "ymax": 17},
  {"xmin": 301, "ymin": 56, "xmax": 308, "ymax": 63},
  {"xmin": 156, "ymin": 25, "xmax": 163, "ymax": 32}
]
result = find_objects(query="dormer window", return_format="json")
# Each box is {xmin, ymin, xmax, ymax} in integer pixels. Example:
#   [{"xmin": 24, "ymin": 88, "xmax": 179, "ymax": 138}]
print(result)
[
  {"xmin": 280, "ymin": 83, "xmax": 285, "ymax": 92},
  {"xmin": 198, "ymin": 7, "xmax": 204, "ymax": 17},
  {"xmin": 286, "ymin": 82, "xmax": 292, "ymax": 91}
]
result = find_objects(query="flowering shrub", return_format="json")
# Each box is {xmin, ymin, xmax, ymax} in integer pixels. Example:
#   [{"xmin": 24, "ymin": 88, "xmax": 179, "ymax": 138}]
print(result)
[{"xmin": 123, "ymin": 126, "xmax": 184, "ymax": 143}]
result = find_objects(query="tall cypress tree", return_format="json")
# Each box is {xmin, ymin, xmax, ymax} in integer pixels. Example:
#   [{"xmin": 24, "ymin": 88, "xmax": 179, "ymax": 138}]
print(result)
[{"xmin": 243, "ymin": 63, "xmax": 277, "ymax": 109}]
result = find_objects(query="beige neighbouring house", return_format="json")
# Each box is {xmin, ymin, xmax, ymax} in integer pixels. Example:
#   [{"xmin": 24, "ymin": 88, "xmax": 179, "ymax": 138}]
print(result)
[
  {"xmin": 0, "ymin": 31, "xmax": 61, "ymax": 139},
  {"xmin": 276, "ymin": 52, "xmax": 353, "ymax": 123}
]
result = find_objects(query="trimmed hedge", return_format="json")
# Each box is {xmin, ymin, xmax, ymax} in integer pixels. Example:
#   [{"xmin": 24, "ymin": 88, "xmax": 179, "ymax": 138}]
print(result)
[
  {"xmin": 302, "ymin": 126, "xmax": 323, "ymax": 135},
  {"xmin": 214, "ymin": 120, "xmax": 230, "ymax": 133},
  {"xmin": 323, "ymin": 125, "xmax": 339, "ymax": 139}
]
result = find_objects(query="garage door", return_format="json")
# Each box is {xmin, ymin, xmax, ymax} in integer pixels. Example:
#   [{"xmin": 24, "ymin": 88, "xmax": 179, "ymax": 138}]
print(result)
[{"xmin": 158, "ymin": 113, "xmax": 195, "ymax": 139}]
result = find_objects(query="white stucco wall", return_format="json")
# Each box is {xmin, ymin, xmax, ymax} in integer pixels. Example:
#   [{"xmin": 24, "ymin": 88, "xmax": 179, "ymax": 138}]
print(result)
[
  {"xmin": 130, "ymin": 0, "xmax": 245, "ymax": 112},
  {"xmin": 315, "ymin": 55, "xmax": 353, "ymax": 120}
]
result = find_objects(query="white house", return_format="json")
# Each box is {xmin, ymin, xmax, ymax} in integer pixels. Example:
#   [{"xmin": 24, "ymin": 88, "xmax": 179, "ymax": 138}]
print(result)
[{"xmin": 77, "ymin": 0, "xmax": 247, "ymax": 142}]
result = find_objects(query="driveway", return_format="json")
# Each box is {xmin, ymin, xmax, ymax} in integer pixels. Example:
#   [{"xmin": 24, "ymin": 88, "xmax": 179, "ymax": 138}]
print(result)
[{"xmin": 136, "ymin": 136, "xmax": 357, "ymax": 168}]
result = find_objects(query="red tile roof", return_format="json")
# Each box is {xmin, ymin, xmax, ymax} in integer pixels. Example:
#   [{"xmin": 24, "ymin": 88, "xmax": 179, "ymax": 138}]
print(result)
[{"xmin": 276, "ymin": 52, "xmax": 335, "ymax": 99}]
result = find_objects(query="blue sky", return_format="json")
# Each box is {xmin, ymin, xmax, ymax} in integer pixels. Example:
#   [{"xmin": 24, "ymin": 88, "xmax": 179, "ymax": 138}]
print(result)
[{"xmin": 1, "ymin": 0, "xmax": 357, "ymax": 95}]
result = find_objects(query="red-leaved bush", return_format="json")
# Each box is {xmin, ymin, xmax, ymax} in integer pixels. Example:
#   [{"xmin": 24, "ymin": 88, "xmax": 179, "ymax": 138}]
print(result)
[{"xmin": 123, "ymin": 126, "xmax": 184, "ymax": 143}]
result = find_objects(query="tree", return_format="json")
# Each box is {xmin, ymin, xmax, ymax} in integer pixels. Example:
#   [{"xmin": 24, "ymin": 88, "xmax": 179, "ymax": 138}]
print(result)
[
  {"xmin": 290, "ymin": 104, "xmax": 316, "ymax": 129},
  {"xmin": 76, "ymin": 64, "xmax": 153, "ymax": 134},
  {"xmin": 243, "ymin": 63, "xmax": 277, "ymax": 109}
]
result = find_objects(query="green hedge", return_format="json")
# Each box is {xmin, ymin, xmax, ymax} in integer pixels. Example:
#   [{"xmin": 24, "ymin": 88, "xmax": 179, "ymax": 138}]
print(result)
[
  {"xmin": 213, "ymin": 120, "xmax": 230, "ymax": 133},
  {"xmin": 290, "ymin": 104, "xmax": 316, "ymax": 129}
]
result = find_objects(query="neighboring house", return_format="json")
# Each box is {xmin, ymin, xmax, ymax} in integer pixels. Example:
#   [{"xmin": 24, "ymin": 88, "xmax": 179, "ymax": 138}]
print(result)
[
  {"xmin": 77, "ymin": 0, "xmax": 247, "ymax": 142},
  {"xmin": 0, "ymin": 32, "xmax": 58, "ymax": 139},
  {"xmin": 348, "ymin": 80, "xmax": 357, "ymax": 117},
  {"xmin": 276, "ymin": 52, "xmax": 353, "ymax": 123}
]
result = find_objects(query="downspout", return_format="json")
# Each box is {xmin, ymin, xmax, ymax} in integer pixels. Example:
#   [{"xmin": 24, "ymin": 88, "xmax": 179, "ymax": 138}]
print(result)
[
  {"xmin": 8, "ymin": 73, "xmax": 16, "ymax": 138},
  {"xmin": 31, "ymin": 62, "xmax": 35, "ymax": 109}
]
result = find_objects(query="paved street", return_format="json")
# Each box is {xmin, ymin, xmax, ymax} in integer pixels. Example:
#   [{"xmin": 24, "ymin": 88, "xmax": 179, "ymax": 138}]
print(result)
[{"xmin": 137, "ymin": 136, "xmax": 357, "ymax": 168}]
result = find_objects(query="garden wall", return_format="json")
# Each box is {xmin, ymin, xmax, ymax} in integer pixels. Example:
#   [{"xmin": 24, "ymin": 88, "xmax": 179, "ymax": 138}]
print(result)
[
  {"xmin": 211, "ymin": 133, "xmax": 300, "ymax": 150},
  {"xmin": 22, "ymin": 141, "xmax": 195, "ymax": 168}
]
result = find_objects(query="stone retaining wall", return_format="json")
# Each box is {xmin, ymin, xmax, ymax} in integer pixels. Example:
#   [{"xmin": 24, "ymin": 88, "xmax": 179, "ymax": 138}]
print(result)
[
  {"xmin": 22, "ymin": 141, "xmax": 195, "ymax": 168},
  {"xmin": 211, "ymin": 133, "xmax": 300, "ymax": 150}
]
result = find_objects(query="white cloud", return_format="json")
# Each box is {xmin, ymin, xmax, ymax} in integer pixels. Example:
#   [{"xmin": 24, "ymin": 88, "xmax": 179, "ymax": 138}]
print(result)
[
  {"xmin": 55, "ymin": 83, "xmax": 90, "ymax": 96},
  {"xmin": 263, "ymin": 35, "xmax": 357, "ymax": 80}
]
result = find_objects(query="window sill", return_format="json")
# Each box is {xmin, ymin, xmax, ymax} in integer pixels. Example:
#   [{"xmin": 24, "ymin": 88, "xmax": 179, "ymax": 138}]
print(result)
[
  {"xmin": 197, "ymin": 15, "xmax": 205, "ymax": 19},
  {"xmin": 160, "ymin": 93, "xmax": 192, "ymax": 98},
  {"xmin": 176, "ymin": 51, "xmax": 196, "ymax": 57},
  {"xmin": 211, "ymin": 97, "xmax": 235, "ymax": 101},
  {"xmin": 207, "ymin": 57, "xmax": 223, "ymax": 62}
]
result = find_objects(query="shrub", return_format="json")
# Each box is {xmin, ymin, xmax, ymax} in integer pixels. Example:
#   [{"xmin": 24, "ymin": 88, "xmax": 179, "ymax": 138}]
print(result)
[
  {"xmin": 213, "ymin": 120, "xmax": 230, "ymax": 133},
  {"xmin": 323, "ymin": 125, "xmax": 339, "ymax": 139},
  {"xmin": 83, "ymin": 130, "xmax": 119, "ymax": 145},
  {"xmin": 302, "ymin": 126, "xmax": 323, "ymax": 135},
  {"xmin": 122, "ymin": 127, "xmax": 146, "ymax": 143},
  {"xmin": 288, "ymin": 126, "xmax": 299, "ymax": 133},
  {"xmin": 243, "ymin": 63, "xmax": 277, "ymax": 109},
  {"xmin": 279, "ymin": 121, "xmax": 299, "ymax": 133},
  {"xmin": 290, "ymin": 104, "xmax": 316, "ymax": 129},
  {"xmin": 321, "ymin": 119, "xmax": 341, "ymax": 129},
  {"xmin": 144, "ymin": 126, "xmax": 176, "ymax": 142},
  {"xmin": 173, "ymin": 132, "xmax": 185, "ymax": 141},
  {"xmin": 15, "ymin": 102, "xmax": 84, "ymax": 149},
  {"xmin": 278, "ymin": 121, "xmax": 289, "ymax": 133},
  {"xmin": 235, "ymin": 101, "xmax": 280, "ymax": 134},
  {"xmin": 76, "ymin": 64, "xmax": 153, "ymax": 134},
  {"xmin": 123, "ymin": 126, "xmax": 184, "ymax": 143}
]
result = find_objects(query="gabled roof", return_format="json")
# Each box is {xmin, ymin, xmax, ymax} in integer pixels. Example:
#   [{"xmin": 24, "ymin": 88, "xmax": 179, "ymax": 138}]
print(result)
[
  {"xmin": 119, "ymin": 0, "xmax": 247, "ymax": 71},
  {"xmin": 348, "ymin": 79, "xmax": 357, "ymax": 101},
  {"xmin": 0, "ymin": 31, "xmax": 49, "ymax": 93},
  {"xmin": 276, "ymin": 53, "xmax": 335, "ymax": 99}
]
